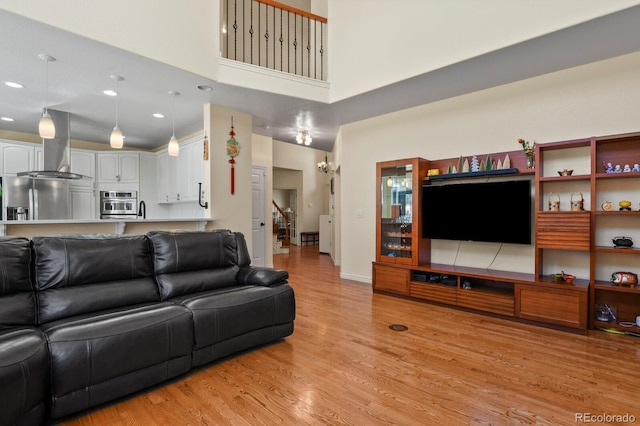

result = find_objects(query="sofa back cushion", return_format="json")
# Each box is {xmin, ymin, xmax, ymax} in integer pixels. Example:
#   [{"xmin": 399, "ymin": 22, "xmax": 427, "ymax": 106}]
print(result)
[
  {"xmin": 0, "ymin": 237, "xmax": 36, "ymax": 328},
  {"xmin": 32, "ymin": 234, "xmax": 159, "ymax": 324},
  {"xmin": 147, "ymin": 230, "xmax": 251, "ymax": 300}
]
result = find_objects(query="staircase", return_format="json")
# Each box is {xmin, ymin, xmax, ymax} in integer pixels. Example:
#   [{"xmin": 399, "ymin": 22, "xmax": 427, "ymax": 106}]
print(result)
[{"xmin": 273, "ymin": 200, "xmax": 290, "ymax": 254}]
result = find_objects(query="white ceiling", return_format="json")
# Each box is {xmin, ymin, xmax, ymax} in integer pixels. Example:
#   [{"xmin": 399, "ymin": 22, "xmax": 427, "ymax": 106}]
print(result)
[{"xmin": 1, "ymin": 6, "xmax": 640, "ymax": 153}]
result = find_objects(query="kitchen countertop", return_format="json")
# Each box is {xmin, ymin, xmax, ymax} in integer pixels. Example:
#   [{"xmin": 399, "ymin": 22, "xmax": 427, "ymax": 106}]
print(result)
[{"xmin": 0, "ymin": 217, "xmax": 217, "ymax": 236}]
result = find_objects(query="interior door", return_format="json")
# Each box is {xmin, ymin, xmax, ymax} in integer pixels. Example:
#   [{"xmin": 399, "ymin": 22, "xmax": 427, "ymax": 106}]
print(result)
[{"xmin": 251, "ymin": 166, "xmax": 266, "ymax": 266}]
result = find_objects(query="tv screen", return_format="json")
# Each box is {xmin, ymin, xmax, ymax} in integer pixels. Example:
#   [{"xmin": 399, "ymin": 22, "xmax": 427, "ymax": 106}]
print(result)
[{"xmin": 422, "ymin": 180, "xmax": 532, "ymax": 245}]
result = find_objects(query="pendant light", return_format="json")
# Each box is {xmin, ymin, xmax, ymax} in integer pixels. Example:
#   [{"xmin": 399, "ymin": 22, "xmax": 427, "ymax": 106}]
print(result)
[
  {"xmin": 109, "ymin": 75, "xmax": 124, "ymax": 149},
  {"xmin": 168, "ymin": 91, "xmax": 180, "ymax": 156},
  {"xmin": 38, "ymin": 54, "xmax": 56, "ymax": 139}
]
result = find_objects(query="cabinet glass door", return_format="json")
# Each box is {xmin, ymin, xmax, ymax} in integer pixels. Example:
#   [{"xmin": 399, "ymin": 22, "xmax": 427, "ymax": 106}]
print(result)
[{"xmin": 380, "ymin": 163, "xmax": 413, "ymax": 261}]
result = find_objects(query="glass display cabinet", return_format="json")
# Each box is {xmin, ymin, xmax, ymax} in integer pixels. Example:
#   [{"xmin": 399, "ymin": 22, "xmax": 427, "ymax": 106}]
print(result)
[{"xmin": 376, "ymin": 158, "xmax": 429, "ymax": 265}]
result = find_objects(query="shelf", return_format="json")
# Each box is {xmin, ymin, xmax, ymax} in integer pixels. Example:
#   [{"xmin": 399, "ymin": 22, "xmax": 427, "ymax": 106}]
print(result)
[
  {"xmin": 594, "ymin": 246, "xmax": 640, "ymax": 254},
  {"xmin": 594, "ymin": 321, "xmax": 640, "ymax": 334},
  {"xmin": 595, "ymin": 171, "xmax": 640, "ymax": 179},
  {"xmin": 594, "ymin": 210, "xmax": 640, "ymax": 216},
  {"xmin": 539, "ymin": 174, "xmax": 591, "ymax": 182},
  {"xmin": 425, "ymin": 167, "xmax": 520, "ymax": 181},
  {"xmin": 594, "ymin": 282, "xmax": 640, "ymax": 293}
]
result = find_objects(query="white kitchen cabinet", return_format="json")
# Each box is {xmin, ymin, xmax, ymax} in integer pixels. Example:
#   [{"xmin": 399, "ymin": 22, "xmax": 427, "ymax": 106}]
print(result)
[
  {"xmin": 71, "ymin": 187, "xmax": 96, "ymax": 219},
  {"xmin": 156, "ymin": 151, "xmax": 177, "ymax": 203},
  {"xmin": 70, "ymin": 150, "xmax": 96, "ymax": 187},
  {"xmin": 156, "ymin": 138, "xmax": 204, "ymax": 203},
  {"xmin": 178, "ymin": 139, "xmax": 205, "ymax": 202},
  {"xmin": 97, "ymin": 152, "xmax": 139, "ymax": 184},
  {"xmin": 0, "ymin": 142, "xmax": 35, "ymax": 175}
]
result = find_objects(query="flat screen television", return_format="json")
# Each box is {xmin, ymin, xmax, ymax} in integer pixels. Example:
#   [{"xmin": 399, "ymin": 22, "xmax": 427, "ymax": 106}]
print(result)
[{"xmin": 422, "ymin": 179, "xmax": 532, "ymax": 245}]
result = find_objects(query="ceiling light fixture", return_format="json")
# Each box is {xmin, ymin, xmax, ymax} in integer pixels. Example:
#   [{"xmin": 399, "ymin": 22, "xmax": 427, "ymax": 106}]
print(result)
[
  {"xmin": 153, "ymin": 113, "xmax": 165, "ymax": 118},
  {"xmin": 38, "ymin": 54, "xmax": 56, "ymax": 139},
  {"xmin": 109, "ymin": 75, "xmax": 124, "ymax": 149},
  {"xmin": 103, "ymin": 90, "xmax": 117, "ymax": 97},
  {"xmin": 4, "ymin": 81, "xmax": 24, "ymax": 89},
  {"xmin": 296, "ymin": 130, "xmax": 312, "ymax": 146},
  {"xmin": 1, "ymin": 117, "xmax": 15, "ymax": 122},
  {"xmin": 168, "ymin": 91, "xmax": 180, "ymax": 156},
  {"xmin": 197, "ymin": 85, "xmax": 213, "ymax": 92}
]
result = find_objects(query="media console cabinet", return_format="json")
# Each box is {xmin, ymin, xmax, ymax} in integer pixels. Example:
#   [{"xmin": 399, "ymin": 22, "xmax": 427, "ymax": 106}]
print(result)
[{"xmin": 373, "ymin": 262, "xmax": 589, "ymax": 332}]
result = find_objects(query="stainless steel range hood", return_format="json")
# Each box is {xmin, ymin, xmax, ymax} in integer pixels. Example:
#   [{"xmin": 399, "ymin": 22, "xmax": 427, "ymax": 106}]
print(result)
[{"xmin": 17, "ymin": 109, "xmax": 90, "ymax": 180}]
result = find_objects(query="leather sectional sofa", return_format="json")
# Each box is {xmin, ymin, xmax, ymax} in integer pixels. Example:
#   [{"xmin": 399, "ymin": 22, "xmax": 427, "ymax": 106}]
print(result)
[{"xmin": 0, "ymin": 230, "xmax": 295, "ymax": 425}]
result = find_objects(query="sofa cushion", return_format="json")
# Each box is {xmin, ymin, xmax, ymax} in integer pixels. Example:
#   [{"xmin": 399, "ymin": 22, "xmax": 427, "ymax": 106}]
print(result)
[
  {"xmin": 0, "ymin": 237, "xmax": 36, "ymax": 328},
  {"xmin": 169, "ymin": 283, "xmax": 295, "ymax": 365},
  {"xmin": 0, "ymin": 327, "xmax": 48, "ymax": 426},
  {"xmin": 147, "ymin": 230, "xmax": 252, "ymax": 300},
  {"xmin": 39, "ymin": 303, "xmax": 193, "ymax": 419},
  {"xmin": 31, "ymin": 234, "xmax": 159, "ymax": 324}
]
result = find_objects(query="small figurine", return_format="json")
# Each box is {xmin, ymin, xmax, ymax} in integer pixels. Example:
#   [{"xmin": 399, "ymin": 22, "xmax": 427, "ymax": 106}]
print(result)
[
  {"xmin": 604, "ymin": 162, "xmax": 614, "ymax": 173},
  {"xmin": 614, "ymin": 164, "xmax": 622, "ymax": 173},
  {"xmin": 633, "ymin": 164, "xmax": 640, "ymax": 172},
  {"xmin": 623, "ymin": 164, "xmax": 632, "ymax": 172}
]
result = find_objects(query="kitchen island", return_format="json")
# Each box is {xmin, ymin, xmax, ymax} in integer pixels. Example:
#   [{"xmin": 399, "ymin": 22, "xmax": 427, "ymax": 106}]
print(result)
[{"xmin": 0, "ymin": 218, "xmax": 217, "ymax": 237}]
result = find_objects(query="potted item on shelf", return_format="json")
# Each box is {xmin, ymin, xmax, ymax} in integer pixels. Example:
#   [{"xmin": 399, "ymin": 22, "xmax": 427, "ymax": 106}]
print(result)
[
  {"xmin": 548, "ymin": 192, "xmax": 561, "ymax": 211},
  {"xmin": 557, "ymin": 169, "xmax": 573, "ymax": 176}
]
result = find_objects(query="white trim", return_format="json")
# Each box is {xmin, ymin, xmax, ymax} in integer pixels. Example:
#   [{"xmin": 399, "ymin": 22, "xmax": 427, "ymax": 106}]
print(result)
[
  {"xmin": 339, "ymin": 273, "xmax": 371, "ymax": 284},
  {"xmin": 218, "ymin": 57, "xmax": 330, "ymax": 89}
]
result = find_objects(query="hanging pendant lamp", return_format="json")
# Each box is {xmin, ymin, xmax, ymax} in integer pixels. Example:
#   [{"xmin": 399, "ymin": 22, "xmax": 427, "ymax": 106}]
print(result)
[
  {"xmin": 109, "ymin": 75, "xmax": 124, "ymax": 149},
  {"xmin": 168, "ymin": 91, "xmax": 180, "ymax": 156},
  {"xmin": 38, "ymin": 54, "xmax": 56, "ymax": 139}
]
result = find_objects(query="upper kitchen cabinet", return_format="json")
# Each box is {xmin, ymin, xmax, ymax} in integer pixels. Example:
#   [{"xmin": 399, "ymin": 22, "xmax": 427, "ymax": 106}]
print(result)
[
  {"xmin": 70, "ymin": 149, "xmax": 96, "ymax": 187},
  {"xmin": 0, "ymin": 141, "xmax": 35, "ymax": 176},
  {"xmin": 156, "ymin": 138, "xmax": 205, "ymax": 203},
  {"xmin": 97, "ymin": 152, "xmax": 139, "ymax": 184}
]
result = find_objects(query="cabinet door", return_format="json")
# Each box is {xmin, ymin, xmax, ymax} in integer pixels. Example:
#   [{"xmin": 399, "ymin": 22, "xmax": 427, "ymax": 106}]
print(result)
[
  {"xmin": 118, "ymin": 153, "xmax": 139, "ymax": 183},
  {"xmin": 1, "ymin": 143, "xmax": 34, "ymax": 175},
  {"xmin": 71, "ymin": 187, "xmax": 96, "ymax": 219},
  {"xmin": 70, "ymin": 150, "xmax": 95, "ymax": 187},
  {"xmin": 177, "ymin": 140, "xmax": 204, "ymax": 201},
  {"xmin": 97, "ymin": 153, "xmax": 119, "ymax": 182},
  {"xmin": 156, "ymin": 151, "xmax": 172, "ymax": 203}
]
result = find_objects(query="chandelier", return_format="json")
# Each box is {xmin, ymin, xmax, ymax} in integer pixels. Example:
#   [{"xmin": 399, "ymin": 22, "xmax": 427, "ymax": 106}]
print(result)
[{"xmin": 296, "ymin": 130, "xmax": 312, "ymax": 146}]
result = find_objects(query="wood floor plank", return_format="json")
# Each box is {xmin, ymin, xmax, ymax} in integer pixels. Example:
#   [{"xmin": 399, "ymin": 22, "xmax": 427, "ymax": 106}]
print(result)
[{"xmin": 60, "ymin": 245, "xmax": 640, "ymax": 425}]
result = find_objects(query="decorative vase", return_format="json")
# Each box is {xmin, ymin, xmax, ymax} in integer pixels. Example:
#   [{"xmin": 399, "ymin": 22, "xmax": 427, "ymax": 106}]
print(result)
[{"xmin": 525, "ymin": 152, "xmax": 535, "ymax": 169}]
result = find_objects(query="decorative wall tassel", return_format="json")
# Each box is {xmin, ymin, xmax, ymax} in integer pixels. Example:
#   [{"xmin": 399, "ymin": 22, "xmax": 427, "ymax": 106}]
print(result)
[{"xmin": 226, "ymin": 117, "xmax": 240, "ymax": 195}]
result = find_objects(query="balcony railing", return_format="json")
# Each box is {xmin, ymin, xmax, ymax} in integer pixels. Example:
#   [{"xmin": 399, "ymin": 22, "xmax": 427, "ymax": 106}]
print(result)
[{"xmin": 221, "ymin": 0, "xmax": 328, "ymax": 81}]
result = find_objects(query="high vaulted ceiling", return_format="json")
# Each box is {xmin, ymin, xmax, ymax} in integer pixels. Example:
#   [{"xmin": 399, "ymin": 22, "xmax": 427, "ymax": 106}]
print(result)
[{"xmin": 1, "ymin": 6, "xmax": 640, "ymax": 153}]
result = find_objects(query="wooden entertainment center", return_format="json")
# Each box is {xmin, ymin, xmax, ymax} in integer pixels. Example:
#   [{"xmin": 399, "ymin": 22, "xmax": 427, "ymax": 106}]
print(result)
[{"xmin": 373, "ymin": 132, "xmax": 640, "ymax": 334}]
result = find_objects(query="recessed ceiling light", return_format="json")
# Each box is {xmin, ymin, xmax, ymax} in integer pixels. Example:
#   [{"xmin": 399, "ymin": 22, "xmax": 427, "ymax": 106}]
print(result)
[
  {"xmin": 197, "ymin": 85, "xmax": 213, "ymax": 92},
  {"xmin": 153, "ymin": 113, "xmax": 165, "ymax": 118},
  {"xmin": 103, "ymin": 90, "xmax": 117, "ymax": 96},
  {"xmin": 4, "ymin": 81, "xmax": 24, "ymax": 89},
  {"xmin": 1, "ymin": 117, "xmax": 15, "ymax": 122}
]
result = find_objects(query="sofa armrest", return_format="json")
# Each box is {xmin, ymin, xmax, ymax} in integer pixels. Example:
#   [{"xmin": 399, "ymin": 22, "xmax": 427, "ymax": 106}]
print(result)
[{"xmin": 237, "ymin": 267, "xmax": 289, "ymax": 287}]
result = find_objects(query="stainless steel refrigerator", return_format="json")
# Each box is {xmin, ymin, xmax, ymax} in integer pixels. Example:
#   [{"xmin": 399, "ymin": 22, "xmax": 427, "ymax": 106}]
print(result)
[{"xmin": 3, "ymin": 176, "xmax": 71, "ymax": 220}]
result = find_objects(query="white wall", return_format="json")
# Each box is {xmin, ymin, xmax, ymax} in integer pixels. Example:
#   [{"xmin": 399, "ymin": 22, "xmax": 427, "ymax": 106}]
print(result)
[
  {"xmin": 1, "ymin": 0, "xmax": 221, "ymax": 81},
  {"xmin": 340, "ymin": 51, "xmax": 640, "ymax": 283},
  {"xmin": 327, "ymin": 0, "xmax": 640, "ymax": 102},
  {"xmin": 205, "ymin": 105, "xmax": 253, "ymax": 245}
]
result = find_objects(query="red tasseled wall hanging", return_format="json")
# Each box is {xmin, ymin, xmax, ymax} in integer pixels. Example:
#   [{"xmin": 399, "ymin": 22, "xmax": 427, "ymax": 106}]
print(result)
[{"xmin": 226, "ymin": 117, "xmax": 240, "ymax": 195}]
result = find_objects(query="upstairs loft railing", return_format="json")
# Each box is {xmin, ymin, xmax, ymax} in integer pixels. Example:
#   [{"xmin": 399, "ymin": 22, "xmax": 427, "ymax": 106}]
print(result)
[{"xmin": 221, "ymin": 0, "xmax": 328, "ymax": 81}]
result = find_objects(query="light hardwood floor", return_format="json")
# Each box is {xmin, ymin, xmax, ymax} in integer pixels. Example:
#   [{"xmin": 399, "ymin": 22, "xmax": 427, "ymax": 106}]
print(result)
[{"xmin": 63, "ymin": 245, "xmax": 640, "ymax": 425}]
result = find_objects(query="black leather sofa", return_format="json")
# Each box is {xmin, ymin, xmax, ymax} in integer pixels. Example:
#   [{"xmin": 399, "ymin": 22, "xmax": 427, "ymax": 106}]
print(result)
[{"xmin": 0, "ymin": 230, "xmax": 295, "ymax": 425}]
